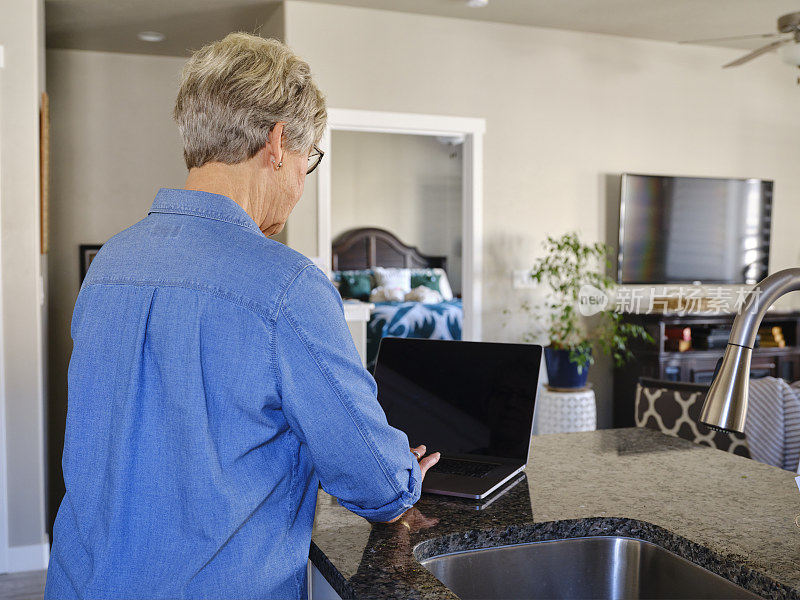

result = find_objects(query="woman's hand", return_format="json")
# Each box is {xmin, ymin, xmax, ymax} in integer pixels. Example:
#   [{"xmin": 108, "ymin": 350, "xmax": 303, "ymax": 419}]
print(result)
[
  {"xmin": 384, "ymin": 445, "xmax": 440, "ymax": 523},
  {"xmin": 410, "ymin": 444, "xmax": 441, "ymax": 479}
]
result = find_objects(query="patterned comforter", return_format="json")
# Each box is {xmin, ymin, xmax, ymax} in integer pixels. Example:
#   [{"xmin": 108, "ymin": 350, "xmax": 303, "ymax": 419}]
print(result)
[{"xmin": 366, "ymin": 300, "xmax": 463, "ymax": 370}]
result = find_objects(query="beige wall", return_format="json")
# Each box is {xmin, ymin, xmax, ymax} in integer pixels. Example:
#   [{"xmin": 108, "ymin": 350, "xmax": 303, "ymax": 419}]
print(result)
[
  {"xmin": 45, "ymin": 49, "xmax": 188, "ymax": 533},
  {"xmin": 1, "ymin": 0, "xmax": 48, "ymax": 557},
  {"xmin": 329, "ymin": 130, "xmax": 463, "ymax": 293},
  {"xmin": 283, "ymin": 0, "xmax": 800, "ymax": 427}
]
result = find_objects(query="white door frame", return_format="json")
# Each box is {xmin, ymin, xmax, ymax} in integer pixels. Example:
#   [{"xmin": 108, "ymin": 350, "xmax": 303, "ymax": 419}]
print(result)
[
  {"xmin": 315, "ymin": 108, "xmax": 485, "ymax": 341},
  {"xmin": 0, "ymin": 44, "xmax": 9, "ymax": 575}
]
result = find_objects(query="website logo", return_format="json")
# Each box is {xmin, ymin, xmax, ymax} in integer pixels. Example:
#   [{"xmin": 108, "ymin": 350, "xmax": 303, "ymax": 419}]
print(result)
[{"xmin": 578, "ymin": 284, "xmax": 610, "ymax": 317}]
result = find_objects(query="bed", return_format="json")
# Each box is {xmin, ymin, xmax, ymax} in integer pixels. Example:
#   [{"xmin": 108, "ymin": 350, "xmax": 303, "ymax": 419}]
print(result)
[{"xmin": 331, "ymin": 227, "xmax": 463, "ymax": 369}]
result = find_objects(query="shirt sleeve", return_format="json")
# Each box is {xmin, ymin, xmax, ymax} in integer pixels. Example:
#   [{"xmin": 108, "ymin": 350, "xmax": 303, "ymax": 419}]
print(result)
[{"xmin": 275, "ymin": 264, "xmax": 422, "ymax": 522}]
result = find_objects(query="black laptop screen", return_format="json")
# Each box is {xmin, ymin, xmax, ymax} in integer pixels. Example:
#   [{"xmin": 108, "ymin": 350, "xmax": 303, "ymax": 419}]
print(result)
[{"xmin": 373, "ymin": 339, "xmax": 541, "ymax": 462}]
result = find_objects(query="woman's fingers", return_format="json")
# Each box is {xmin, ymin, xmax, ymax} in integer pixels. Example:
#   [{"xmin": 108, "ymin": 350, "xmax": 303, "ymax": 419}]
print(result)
[
  {"xmin": 410, "ymin": 444, "xmax": 440, "ymax": 479},
  {"xmin": 418, "ymin": 452, "xmax": 441, "ymax": 478}
]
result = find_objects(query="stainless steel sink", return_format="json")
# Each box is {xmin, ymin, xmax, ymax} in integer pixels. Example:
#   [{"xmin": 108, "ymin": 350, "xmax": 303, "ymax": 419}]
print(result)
[{"xmin": 419, "ymin": 536, "xmax": 761, "ymax": 599}]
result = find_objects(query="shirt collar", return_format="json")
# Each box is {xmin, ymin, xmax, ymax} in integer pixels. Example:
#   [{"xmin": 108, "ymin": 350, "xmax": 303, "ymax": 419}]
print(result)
[{"xmin": 148, "ymin": 188, "xmax": 263, "ymax": 235}]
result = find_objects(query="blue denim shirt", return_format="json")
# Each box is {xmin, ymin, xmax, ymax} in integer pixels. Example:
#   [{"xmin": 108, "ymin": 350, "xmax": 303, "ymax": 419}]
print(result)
[{"xmin": 45, "ymin": 188, "xmax": 421, "ymax": 600}]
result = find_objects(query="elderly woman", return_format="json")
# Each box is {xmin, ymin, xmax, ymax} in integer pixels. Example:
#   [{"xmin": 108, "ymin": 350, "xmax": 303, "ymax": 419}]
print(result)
[{"xmin": 45, "ymin": 33, "xmax": 439, "ymax": 600}]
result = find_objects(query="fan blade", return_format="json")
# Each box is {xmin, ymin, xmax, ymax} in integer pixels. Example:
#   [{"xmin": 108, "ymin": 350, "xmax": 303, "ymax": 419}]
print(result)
[
  {"xmin": 723, "ymin": 39, "xmax": 791, "ymax": 68},
  {"xmin": 680, "ymin": 32, "xmax": 782, "ymax": 44}
]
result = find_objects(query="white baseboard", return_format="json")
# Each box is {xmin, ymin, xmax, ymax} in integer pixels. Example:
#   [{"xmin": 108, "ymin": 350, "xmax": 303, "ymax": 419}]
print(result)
[{"xmin": 7, "ymin": 541, "xmax": 49, "ymax": 573}]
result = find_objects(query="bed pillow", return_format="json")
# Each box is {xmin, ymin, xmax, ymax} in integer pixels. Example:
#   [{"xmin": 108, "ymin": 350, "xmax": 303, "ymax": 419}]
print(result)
[
  {"xmin": 435, "ymin": 269, "xmax": 454, "ymax": 300},
  {"xmin": 373, "ymin": 267, "xmax": 411, "ymax": 293},
  {"xmin": 334, "ymin": 270, "xmax": 373, "ymax": 301},
  {"xmin": 410, "ymin": 268, "xmax": 454, "ymax": 300},
  {"xmin": 410, "ymin": 271, "xmax": 441, "ymax": 293}
]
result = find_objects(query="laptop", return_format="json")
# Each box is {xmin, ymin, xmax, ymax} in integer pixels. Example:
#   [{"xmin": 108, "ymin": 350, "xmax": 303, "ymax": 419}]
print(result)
[
  {"xmin": 435, "ymin": 473, "xmax": 529, "ymax": 512},
  {"xmin": 373, "ymin": 338, "xmax": 542, "ymax": 499}
]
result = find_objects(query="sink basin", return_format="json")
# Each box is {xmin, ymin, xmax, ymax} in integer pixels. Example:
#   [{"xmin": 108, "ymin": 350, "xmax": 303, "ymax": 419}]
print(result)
[{"xmin": 420, "ymin": 536, "xmax": 761, "ymax": 599}]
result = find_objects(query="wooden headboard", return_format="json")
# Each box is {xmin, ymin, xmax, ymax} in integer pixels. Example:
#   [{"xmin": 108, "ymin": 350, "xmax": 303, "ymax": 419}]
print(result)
[{"xmin": 331, "ymin": 227, "xmax": 447, "ymax": 272}]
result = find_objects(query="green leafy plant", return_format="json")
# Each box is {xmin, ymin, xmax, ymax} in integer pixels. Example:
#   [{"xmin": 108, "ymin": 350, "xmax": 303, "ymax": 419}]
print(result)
[{"xmin": 523, "ymin": 232, "xmax": 652, "ymax": 373}]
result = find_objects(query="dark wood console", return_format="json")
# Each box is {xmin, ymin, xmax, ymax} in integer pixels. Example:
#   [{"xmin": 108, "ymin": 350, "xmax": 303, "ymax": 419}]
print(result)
[{"xmin": 612, "ymin": 311, "xmax": 800, "ymax": 427}]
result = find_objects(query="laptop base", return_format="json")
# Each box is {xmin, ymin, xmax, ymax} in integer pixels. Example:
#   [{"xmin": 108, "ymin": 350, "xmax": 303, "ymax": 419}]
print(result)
[{"xmin": 423, "ymin": 464, "xmax": 526, "ymax": 500}]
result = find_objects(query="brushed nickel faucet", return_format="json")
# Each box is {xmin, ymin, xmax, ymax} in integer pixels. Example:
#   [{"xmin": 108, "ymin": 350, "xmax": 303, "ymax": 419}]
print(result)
[{"xmin": 700, "ymin": 268, "xmax": 800, "ymax": 433}]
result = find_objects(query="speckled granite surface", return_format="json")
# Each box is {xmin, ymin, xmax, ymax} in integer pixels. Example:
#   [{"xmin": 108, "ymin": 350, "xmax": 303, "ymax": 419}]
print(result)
[{"xmin": 310, "ymin": 427, "xmax": 800, "ymax": 599}]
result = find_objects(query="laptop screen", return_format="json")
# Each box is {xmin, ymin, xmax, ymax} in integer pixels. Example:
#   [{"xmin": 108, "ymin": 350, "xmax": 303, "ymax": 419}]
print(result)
[{"xmin": 374, "ymin": 339, "xmax": 542, "ymax": 462}]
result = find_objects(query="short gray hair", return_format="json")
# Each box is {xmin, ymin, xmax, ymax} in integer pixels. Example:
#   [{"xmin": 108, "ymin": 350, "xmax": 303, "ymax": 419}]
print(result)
[{"xmin": 174, "ymin": 32, "xmax": 327, "ymax": 170}]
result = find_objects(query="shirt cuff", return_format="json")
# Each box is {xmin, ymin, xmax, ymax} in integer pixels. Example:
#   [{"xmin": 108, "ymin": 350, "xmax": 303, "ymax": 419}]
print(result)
[{"xmin": 337, "ymin": 455, "xmax": 422, "ymax": 523}]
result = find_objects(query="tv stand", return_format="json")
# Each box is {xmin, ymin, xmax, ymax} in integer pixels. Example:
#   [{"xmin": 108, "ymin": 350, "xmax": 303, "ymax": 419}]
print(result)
[{"xmin": 612, "ymin": 311, "xmax": 800, "ymax": 427}]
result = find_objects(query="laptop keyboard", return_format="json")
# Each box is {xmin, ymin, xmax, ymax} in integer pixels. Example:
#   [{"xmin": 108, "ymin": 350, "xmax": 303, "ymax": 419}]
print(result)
[{"xmin": 433, "ymin": 457, "xmax": 499, "ymax": 478}]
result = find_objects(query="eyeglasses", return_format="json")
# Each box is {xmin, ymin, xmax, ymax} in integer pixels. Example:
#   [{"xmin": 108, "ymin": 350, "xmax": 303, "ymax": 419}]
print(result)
[{"xmin": 307, "ymin": 145, "xmax": 324, "ymax": 175}]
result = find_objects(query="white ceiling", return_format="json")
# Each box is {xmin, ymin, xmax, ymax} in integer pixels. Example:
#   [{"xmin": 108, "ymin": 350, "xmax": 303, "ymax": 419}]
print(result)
[
  {"xmin": 302, "ymin": 0, "xmax": 799, "ymax": 49},
  {"xmin": 45, "ymin": 0, "xmax": 800, "ymax": 56}
]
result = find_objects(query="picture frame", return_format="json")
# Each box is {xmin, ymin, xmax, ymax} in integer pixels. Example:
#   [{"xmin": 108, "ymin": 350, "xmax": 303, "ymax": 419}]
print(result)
[{"xmin": 80, "ymin": 244, "xmax": 102, "ymax": 284}]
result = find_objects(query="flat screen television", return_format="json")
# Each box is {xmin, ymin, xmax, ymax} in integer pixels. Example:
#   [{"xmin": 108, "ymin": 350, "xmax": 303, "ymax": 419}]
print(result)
[{"xmin": 617, "ymin": 173, "xmax": 772, "ymax": 284}]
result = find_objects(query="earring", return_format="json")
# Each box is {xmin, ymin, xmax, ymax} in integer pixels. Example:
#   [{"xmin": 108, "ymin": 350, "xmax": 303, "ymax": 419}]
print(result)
[{"xmin": 271, "ymin": 157, "xmax": 282, "ymax": 170}]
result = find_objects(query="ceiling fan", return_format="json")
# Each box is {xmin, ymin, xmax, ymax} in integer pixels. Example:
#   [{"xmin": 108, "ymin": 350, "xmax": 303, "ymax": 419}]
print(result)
[{"xmin": 680, "ymin": 11, "xmax": 800, "ymax": 69}]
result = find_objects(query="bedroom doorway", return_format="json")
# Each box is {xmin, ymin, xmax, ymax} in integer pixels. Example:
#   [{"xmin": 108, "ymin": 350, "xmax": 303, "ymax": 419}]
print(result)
[
  {"xmin": 330, "ymin": 130, "xmax": 463, "ymax": 296},
  {"xmin": 310, "ymin": 109, "xmax": 485, "ymax": 342}
]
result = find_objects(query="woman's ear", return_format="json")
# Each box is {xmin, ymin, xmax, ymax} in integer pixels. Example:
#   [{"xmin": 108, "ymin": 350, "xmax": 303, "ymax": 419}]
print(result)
[{"xmin": 267, "ymin": 121, "xmax": 286, "ymax": 169}]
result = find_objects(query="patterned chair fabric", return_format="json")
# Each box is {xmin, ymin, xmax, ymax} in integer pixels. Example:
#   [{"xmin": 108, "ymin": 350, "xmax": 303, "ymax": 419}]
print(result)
[
  {"xmin": 635, "ymin": 378, "xmax": 750, "ymax": 458},
  {"xmin": 746, "ymin": 377, "xmax": 800, "ymax": 471}
]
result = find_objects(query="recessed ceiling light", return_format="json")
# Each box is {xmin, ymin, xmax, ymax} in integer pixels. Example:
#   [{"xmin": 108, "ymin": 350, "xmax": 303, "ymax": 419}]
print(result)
[
  {"xmin": 466, "ymin": 0, "xmax": 489, "ymax": 7},
  {"xmin": 138, "ymin": 31, "xmax": 165, "ymax": 43}
]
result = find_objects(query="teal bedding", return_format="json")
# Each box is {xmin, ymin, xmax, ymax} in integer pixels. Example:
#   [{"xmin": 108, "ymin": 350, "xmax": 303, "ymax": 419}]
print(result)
[{"xmin": 366, "ymin": 299, "xmax": 463, "ymax": 370}]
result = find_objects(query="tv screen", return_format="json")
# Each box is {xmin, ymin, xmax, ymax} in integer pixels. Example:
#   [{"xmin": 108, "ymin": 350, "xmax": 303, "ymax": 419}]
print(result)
[{"xmin": 618, "ymin": 174, "xmax": 772, "ymax": 284}]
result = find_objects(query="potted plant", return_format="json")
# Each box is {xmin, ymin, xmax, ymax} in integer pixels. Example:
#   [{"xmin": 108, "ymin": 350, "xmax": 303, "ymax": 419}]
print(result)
[{"xmin": 524, "ymin": 232, "xmax": 652, "ymax": 389}]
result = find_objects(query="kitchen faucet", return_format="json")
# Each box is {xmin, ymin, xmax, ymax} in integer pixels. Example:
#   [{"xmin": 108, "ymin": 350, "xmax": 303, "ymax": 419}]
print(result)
[{"xmin": 700, "ymin": 268, "xmax": 800, "ymax": 433}]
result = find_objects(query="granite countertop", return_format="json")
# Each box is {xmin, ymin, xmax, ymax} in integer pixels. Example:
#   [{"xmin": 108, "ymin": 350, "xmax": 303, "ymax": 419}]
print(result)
[{"xmin": 310, "ymin": 427, "xmax": 800, "ymax": 599}]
